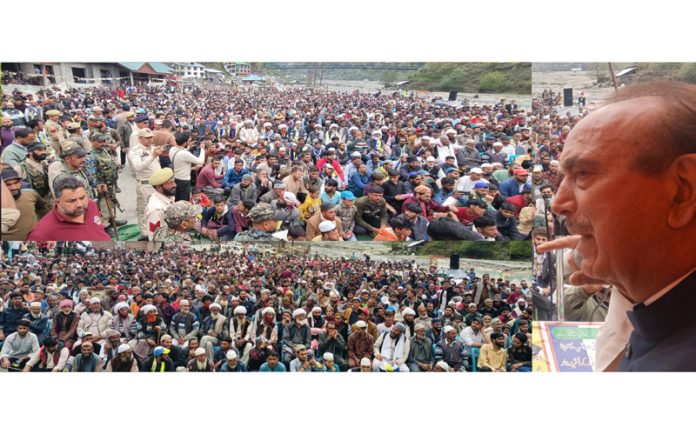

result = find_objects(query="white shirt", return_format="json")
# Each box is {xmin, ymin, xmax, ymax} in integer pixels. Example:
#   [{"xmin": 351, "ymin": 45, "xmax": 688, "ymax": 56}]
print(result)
[
  {"xmin": 169, "ymin": 146, "xmax": 205, "ymax": 181},
  {"xmin": 460, "ymin": 326, "xmax": 485, "ymax": 347},
  {"xmin": 128, "ymin": 144, "xmax": 161, "ymax": 181},
  {"xmin": 457, "ymin": 176, "xmax": 488, "ymax": 193}
]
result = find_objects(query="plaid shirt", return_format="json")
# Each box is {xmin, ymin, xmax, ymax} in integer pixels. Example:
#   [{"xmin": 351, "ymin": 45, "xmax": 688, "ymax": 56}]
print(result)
[{"xmin": 336, "ymin": 203, "xmax": 357, "ymax": 234}]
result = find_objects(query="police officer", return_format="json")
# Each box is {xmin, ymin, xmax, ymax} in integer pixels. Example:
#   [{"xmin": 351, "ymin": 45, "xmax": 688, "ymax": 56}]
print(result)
[
  {"xmin": 145, "ymin": 168, "xmax": 176, "ymax": 241},
  {"xmin": 66, "ymin": 122, "xmax": 91, "ymax": 153},
  {"xmin": 15, "ymin": 142, "xmax": 51, "ymax": 204},
  {"xmin": 86, "ymin": 133, "xmax": 126, "ymax": 237},
  {"xmin": 48, "ymin": 141, "xmax": 95, "ymax": 200},
  {"xmin": 44, "ymin": 109, "xmax": 67, "ymax": 157},
  {"xmin": 128, "ymin": 128, "xmax": 163, "ymax": 239},
  {"xmin": 233, "ymin": 203, "xmax": 278, "ymax": 241},
  {"xmin": 152, "ymin": 201, "xmax": 197, "ymax": 242}
]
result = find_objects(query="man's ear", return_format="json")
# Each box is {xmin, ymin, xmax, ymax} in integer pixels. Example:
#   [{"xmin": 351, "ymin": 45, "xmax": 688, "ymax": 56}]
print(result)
[{"xmin": 667, "ymin": 154, "xmax": 696, "ymax": 229}]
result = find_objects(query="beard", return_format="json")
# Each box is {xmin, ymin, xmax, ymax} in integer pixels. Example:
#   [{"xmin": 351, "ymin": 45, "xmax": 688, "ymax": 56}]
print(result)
[
  {"xmin": 161, "ymin": 186, "xmax": 176, "ymax": 197},
  {"xmin": 32, "ymin": 153, "xmax": 48, "ymax": 161},
  {"xmin": 11, "ymin": 189, "xmax": 21, "ymax": 199},
  {"xmin": 58, "ymin": 204, "xmax": 85, "ymax": 217}
]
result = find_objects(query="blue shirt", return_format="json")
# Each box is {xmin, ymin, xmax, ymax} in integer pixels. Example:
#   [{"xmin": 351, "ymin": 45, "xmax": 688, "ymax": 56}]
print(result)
[
  {"xmin": 259, "ymin": 362, "xmax": 287, "ymax": 372},
  {"xmin": 320, "ymin": 191, "xmax": 341, "ymax": 207},
  {"xmin": 224, "ymin": 168, "xmax": 250, "ymax": 188}
]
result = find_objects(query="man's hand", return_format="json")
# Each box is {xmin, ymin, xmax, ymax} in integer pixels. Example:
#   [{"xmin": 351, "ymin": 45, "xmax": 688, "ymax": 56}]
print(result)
[
  {"xmin": 152, "ymin": 146, "xmax": 163, "ymax": 157},
  {"xmin": 96, "ymin": 184, "xmax": 108, "ymax": 193},
  {"xmin": 536, "ymin": 236, "xmax": 609, "ymax": 286},
  {"xmin": 433, "ymin": 212, "xmax": 449, "ymax": 219},
  {"xmin": 375, "ymin": 354, "xmax": 384, "ymax": 361},
  {"xmin": 0, "ymin": 358, "xmax": 9, "ymax": 369}
]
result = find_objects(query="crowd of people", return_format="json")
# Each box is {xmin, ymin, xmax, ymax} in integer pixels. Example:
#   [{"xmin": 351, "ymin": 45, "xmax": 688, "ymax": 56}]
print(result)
[
  {"xmin": 2, "ymin": 75, "xmax": 550, "ymax": 242},
  {"xmin": 0, "ymin": 243, "xmax": 533, "ymax": 372},
  {"xmin": 528, "ymin": 88, "xmax": 592, "ymax": 321}
]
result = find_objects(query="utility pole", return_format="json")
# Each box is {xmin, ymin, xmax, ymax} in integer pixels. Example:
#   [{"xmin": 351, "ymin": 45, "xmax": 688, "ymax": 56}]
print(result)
[{"xmin": 608, "ymin": 62, "xmax": 618, "ymax": 91}]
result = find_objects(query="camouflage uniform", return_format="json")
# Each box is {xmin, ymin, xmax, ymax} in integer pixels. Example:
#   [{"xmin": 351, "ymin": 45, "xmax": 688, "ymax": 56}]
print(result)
[
  {"xmin": 152, "ymin": 201, "xmax": 196, "ymax": 242},
  {"xmin": 85, "ymin": 136, "xmax": 120, "ymax": 229},
  {"xmin": 50, "ymin": 143, "xmax": 96, "ymax": 200},
  {"xmin": 152, "ymin": 227, "xmax": 193, "ymax": 242},
  {"xmin": 16, "ymin": 157, "xmax": 50, "ymax": 203},
  {"xmin": 233, "ymin": 203, "xmax": 277, "ymax": 241}
]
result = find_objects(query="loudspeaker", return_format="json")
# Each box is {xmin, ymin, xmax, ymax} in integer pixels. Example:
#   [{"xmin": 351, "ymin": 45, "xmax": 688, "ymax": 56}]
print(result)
[
  {"xmin": 449, "ymin": 254, "xmax": 460, "ymax": 270},
  {"xmin": 448, "ymin": 91, "xmax": 458, "ymax": 101},
  {"xmin": 563, "ymin": 88, "xmax": 573, "ymax": 107}
]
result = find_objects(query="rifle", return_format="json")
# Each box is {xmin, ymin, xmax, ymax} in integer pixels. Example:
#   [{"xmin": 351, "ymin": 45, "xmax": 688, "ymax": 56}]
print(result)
[{"xmin": 100, "ymin": 191, "xmax": 119, "ymax": 239}]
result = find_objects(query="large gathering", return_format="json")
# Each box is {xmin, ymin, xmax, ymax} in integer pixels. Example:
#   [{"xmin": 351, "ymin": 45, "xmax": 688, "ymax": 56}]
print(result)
[
  {"xmin": 0, "ymin": 243, "xmax": 533, "ymax": 372},
  {"xmin": 1, "ymin": 69, "xmax": 547, "ymax": 243}
]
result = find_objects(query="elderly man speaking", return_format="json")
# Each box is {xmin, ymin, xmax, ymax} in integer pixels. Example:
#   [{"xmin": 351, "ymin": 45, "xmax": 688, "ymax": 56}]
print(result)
[{"xmin": 537, "ymin": 81, "xmax": 696, "ymax": 372}]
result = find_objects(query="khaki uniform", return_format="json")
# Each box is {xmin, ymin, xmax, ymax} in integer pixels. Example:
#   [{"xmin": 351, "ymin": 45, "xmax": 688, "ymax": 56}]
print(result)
[
  {"xmin": 68, "ymin": 132, "xmax": 92, "ymax": 153},
  {"xmin": 128, "ymin": 144, "xmax": 162, "ymax": 236},
  {"xmin": 45, "ymin": 120, "xmax": 68, "ymax": 157}
]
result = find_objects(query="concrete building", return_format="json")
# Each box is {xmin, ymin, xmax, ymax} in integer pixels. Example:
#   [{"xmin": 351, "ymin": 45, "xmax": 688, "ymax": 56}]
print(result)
[
  {"xmin": 223, "ymin": 62, "xmax": 252, "ymax": 76},
  {"xmin": 1, "ymin": 62, "xmax": 173, "ymax": 87},
  {"xmin": 171, "ymin": 62, "xmax": 206, "ymax": 79}
]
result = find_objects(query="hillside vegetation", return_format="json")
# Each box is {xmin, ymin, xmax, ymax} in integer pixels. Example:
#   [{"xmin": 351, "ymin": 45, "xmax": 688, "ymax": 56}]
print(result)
[{"xmin": 405, "ymin": 62, "xmax": 531, "ymax": 94}]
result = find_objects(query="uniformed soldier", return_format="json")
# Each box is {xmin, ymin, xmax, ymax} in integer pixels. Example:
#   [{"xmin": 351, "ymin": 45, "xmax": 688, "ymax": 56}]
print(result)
[
  {"xmin": 44, "ymin": 109, "xmax": 67, "ymax": 157},
  {"xmin": 116, "ymin": 111, "xmax": 135, "ymax": 166},
  {"xmin": 233, "ymin": 203, "xmax": 279, "ymax": 241},
  {"xmin": 48, "ymin": 141, "xmax": 95, "ymax": 200},
  {"xmin": 66, "ymin": 122, "xmax": 92, "ymax": 153},
  {"xmin": 152, "ymin": 201, "xmax": 197, "ymax": 242},
  {"xmin": 145, "ymin": 167, "xmax": 176, "ymax": 241},
  {"xmin": 88, "ymin": 114, "xmax": 122, "ymax": 192},
  {"xmin": 127, "ymin": 128, "xmax": 163, "ymax": 239},
  {"xmin": 15, "ymin": 142, "xmax": 51, "ymax": 206},
  {"xmin": 86, "ymin": 133, "xmax": 127, "ymax": 237}
]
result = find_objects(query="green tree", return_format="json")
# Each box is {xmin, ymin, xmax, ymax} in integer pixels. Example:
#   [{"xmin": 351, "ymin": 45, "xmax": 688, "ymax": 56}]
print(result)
[
  {"xmin": 678, "ymin": 64, "xmax": 696, "ymax": 84},
  {"xmin": 479, "ymin": 71, "xmax": 509, "ymax": 93}
]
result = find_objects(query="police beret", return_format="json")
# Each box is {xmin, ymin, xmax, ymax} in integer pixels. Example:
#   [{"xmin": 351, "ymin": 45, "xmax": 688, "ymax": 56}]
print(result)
[
  {"xmin": 45, "ymin": 109, "xmax": 61, "ymax": 117},
  {"xmin": 149, "ymin": 168, "xmax": 174, "ymax": 186}
]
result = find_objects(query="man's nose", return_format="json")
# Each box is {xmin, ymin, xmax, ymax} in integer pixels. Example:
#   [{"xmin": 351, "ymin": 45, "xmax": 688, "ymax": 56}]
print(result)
[{"xmin": 551, "ymin": 178, "xmax": 576, "ymax": 217}]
